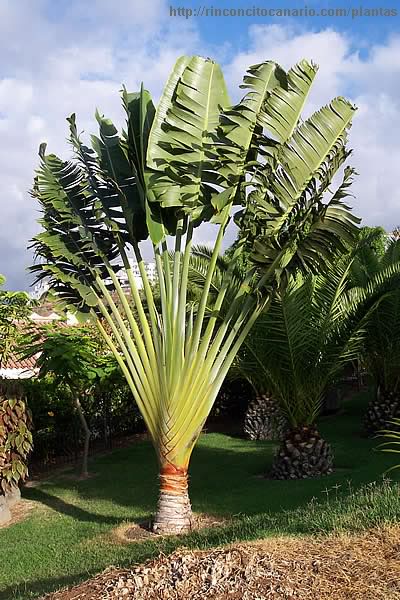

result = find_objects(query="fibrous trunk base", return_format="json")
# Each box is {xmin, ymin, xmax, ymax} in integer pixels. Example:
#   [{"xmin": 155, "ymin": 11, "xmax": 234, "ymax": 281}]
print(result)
[
  {"xmin": 153, "ymin": 465, "xmax": 192, "ymax": 535},
  {"xmin": 364, "ymin": 386, "xmax": 400, "ymax": 436},
  {"xmin": 269, "ymin": 425, "xmax": 333, "ymax": 480}
]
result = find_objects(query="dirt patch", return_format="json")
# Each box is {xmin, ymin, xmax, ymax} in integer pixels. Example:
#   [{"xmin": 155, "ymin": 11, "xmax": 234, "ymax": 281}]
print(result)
[
  {"xmin": 43, "ymin": 525, "xmax": 400, "ymax": 599},
  {"xmin": 112, "ymin": 513, "xmax": 228, "ymax": 544},
  {"xmin": 0, "ymin": 499, "xmax": 38, "ymax": 529}
]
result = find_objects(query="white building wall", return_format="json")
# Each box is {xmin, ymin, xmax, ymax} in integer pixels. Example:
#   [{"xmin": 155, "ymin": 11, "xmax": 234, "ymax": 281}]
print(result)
[{"xmin": 30, "ymin": 261, "xmax": 157, "ymax": 298}]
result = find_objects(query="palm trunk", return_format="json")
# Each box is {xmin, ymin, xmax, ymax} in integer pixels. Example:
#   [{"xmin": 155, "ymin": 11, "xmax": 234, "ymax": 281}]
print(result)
[
  {"xmin": 244, "ymin": 393, "xmax": 287, "ymax": 440},
  {"xmin": 269, "ymin": 424, "xmax": 333, "ymax": 479},
  {"xmin": 153, "ymin": 464, "xmax": 192, "ymax": 534},
  {"xmin": 364, "ymin": 385, "xmax": 400, "ymax": 436},
  {"xmin": 74, "ymin": 397, "xmax": 91, "ymax": 479}
]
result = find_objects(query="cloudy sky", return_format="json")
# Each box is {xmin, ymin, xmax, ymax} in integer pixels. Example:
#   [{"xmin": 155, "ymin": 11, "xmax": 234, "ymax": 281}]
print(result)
[{"xmin": 1, "ymin": 0, "xmax": 399, "ymax": 290}]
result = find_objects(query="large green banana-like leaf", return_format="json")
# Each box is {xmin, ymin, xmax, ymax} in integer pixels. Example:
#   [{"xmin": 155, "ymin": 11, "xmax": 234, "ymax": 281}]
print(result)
[
  {"xmin": 271, "ymin": 98, "xmax": 356, "ymax": 217},
  {"xmin": 260, "ymin": 60, "xmax": 318, "ymax": 144},
  {"xmin": 218, "ymin": 61, "xmax": 286, "ymax": 183},
  {"xmin": 246, "ymin": 165, "xmax": 359, "ymax": 290},
  {"xmin": 233, "ymin": 87, "xmax": 357, "ymax": 292},
  {"xmin": 146, "ymin": 56, "xmax": 230, "ymax": 216},
  {"xmin": 122, "ymin": 84, "xmax": 156, "ymax": 185},
  {"xmin": 92, "ymin": 110, "xmax": 149, "ymax": 242},
  {"xmin": 146, "ymin": 56, "xmax": 190, "ymax": 171},
  {"xmin": 122, "ymin": 85, "xmax": 170, "ymax": 245}
]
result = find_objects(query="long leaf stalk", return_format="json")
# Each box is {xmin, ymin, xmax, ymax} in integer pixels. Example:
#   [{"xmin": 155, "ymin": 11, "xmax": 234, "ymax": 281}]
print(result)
[
  {"xmin": 169, "ymin": 219, "xmax": 185, "ymax": 394},
  {"xmin": 94, "ymin": 290, "xmax": 157, "ymax": 412},
  {"xmin": 167, "ymin": 302, "xmax": 267, "ymax": 458},
  {"xmin": 131, "ymin": 240, "xmax": 166, "ymax": 384},
  {"xmin": 117, "ymin": 243, "xmax": 159, "ymax": 364},
  {"xmin": 163, "ymin": 221, "xmax": 230, "ymax": 422},
  {"xmin": 95, "ymin": 317, "xmax": 135, "ymax": 386},
  {"xmin": 171, "ymin": 219, "xmax": 184, "ymax": 322},
  {"xmin": 166, "ymin": 284, "xmax": 267, "ymax": 444},
  {"xmin": 186, "ymin": 214, "xmax": 230, "ymax": 360},
  {"xmin": 131, "ymin": 237, "xmax": 173, "ymax": 420},
  {"xmin": 92, "ymin": 281, "xmax": 163, "ymax": 429},
  {"xmin": 41, "ymin": 225, "xmax": 154, "ymax": 407},
  {"xmin": 167, "ymin": 219, "xmax": 194, "ymax": 398},
  {"xmin": 177, "ymin": 219, "xmax": 194, "ymax": 354},
  {"xmin": 101, "ymin": 267, "xmax": 157, "ymax": 392},
  {"xmin": 95, "ymin": 275, "xmax": 150, "ymax": 377},
  {"xmin": 121, "ymin": 244, "xmax": 171, "ymax": 423},
  {"xmin": 94, "ymin": 316, "xmax": 160, "ymax": 448},
  {"xmin": 166, "ymin": 247, "xmax": 260, "ymax": 426},
  {"xmin": 196, "ymin": 238, "xmax": 251, "ymax": 361},
  {"xmin": 161, "ymin": 239, "xmax": 172, "ymax": 300},
  {"xmin": 165, "ymin": 222, "xmax": 231, "ymax": 415},
  {"xmin": 93, "ymin": 296, "xmax": 158, "ymax": 437},
  {"xmin": 182, "ymin": 278, "xmax": 259, "ymax": 405},
  {"xmin": 154, "ymin": 243, "xmax": 171, "ymax": 366}
]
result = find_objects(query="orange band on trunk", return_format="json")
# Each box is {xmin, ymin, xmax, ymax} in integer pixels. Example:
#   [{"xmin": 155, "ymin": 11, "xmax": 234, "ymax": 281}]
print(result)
[{"xmin": 159, "ymin": 464, "xmax": 188, "ymax": 495}]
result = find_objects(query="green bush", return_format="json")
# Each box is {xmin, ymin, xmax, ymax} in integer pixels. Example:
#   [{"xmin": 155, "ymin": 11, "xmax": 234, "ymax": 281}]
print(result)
[
  {"xmin": 22, "ymin": 378, "xmax": 76, "ymax": 461},
  {"xmin": 22, "ymin": 375, "xmax": 145, "ymax": 462},
  {"xmin": 0, "ymin": 383, "xmax": 33, "ymax": 494}
]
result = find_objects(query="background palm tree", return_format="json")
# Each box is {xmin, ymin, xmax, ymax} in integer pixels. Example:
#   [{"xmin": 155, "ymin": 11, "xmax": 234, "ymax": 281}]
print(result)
[
  {"xmin": 351, "ymin": 238, "xmax": 400, "ymax": 434},
  {"xmin": 234, "ymin": 258, "xmax": 400, "ymax": 478}
]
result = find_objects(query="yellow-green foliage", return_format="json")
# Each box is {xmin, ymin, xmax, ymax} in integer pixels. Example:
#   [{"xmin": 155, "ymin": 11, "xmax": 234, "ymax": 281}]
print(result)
[{"xmin": 0, "ymin": 390, "xmax": 33, "ymax": 495}]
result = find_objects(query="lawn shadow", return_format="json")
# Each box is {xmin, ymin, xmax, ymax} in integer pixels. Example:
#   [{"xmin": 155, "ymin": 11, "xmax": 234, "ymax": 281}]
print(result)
[
  {"xmin": 4, "ymin": 390, "xmax": 400, "ymax": 600},
  {"xmin": 22, "ymin": 487, "xmax": 122, "ymax": 525},
  {"xmin": 0, "ymin": 573, "xmax": 81, "ymax": 600}
]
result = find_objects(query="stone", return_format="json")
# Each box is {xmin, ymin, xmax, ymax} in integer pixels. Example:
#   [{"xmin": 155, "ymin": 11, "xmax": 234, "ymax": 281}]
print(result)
[
  {"xmin": 0, "ymin": 496, "xmax": 11, "ymax": 526},
  {"xmin": 6, "ymin": 486, "xmax": 21, "ymax": 508}
]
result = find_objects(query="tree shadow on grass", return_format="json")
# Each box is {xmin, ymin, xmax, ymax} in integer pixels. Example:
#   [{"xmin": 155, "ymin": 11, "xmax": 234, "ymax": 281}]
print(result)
[
  {"xmin": 22, "ymin": 487, "xmax": 123, "ymax": 525},
  {"xmin": 0, "ymin": 573, "xmax": 82, "ymax": 600}
]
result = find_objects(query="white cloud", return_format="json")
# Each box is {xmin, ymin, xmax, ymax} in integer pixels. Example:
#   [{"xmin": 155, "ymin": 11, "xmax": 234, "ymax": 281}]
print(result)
[
  {"xmin": 0, "ymin": 6, "xmax": 399, "ymax": 290},
  {"xmin": 225, "ymin": 25, "xmax": 352, "ymax": 106},
  {"xmin": 224, "ymin": 25, "xmax": 400, "ymax": 230},
  {"xmin": 0, "ymin": 0, "xmax": 200, "ymax": 289}
]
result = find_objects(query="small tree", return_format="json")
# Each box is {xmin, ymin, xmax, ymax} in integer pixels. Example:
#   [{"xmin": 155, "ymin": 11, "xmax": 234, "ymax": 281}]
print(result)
[
  {"xmin": 23, "ymin": 326, "xmax": 117, "ymax": 478},
  {"xmin": 0, "ymin": 275, "xmax": 32, "ymax": 369}
]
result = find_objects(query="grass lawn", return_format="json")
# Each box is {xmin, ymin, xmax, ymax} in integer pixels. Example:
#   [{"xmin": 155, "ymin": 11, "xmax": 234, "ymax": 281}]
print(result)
[{"xmin": 1, "ymin": 390, "xmax": 399, "ymax": 599}]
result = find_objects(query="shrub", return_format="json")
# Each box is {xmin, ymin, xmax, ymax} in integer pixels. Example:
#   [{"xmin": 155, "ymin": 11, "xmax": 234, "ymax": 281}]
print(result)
[
  {"xmin": 22, "ymin": 375, "xmax": 145, "ymax": 463},
  {"xmin": 0, "ymin": 383, "xmax": 33, "ymax": 495}
]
